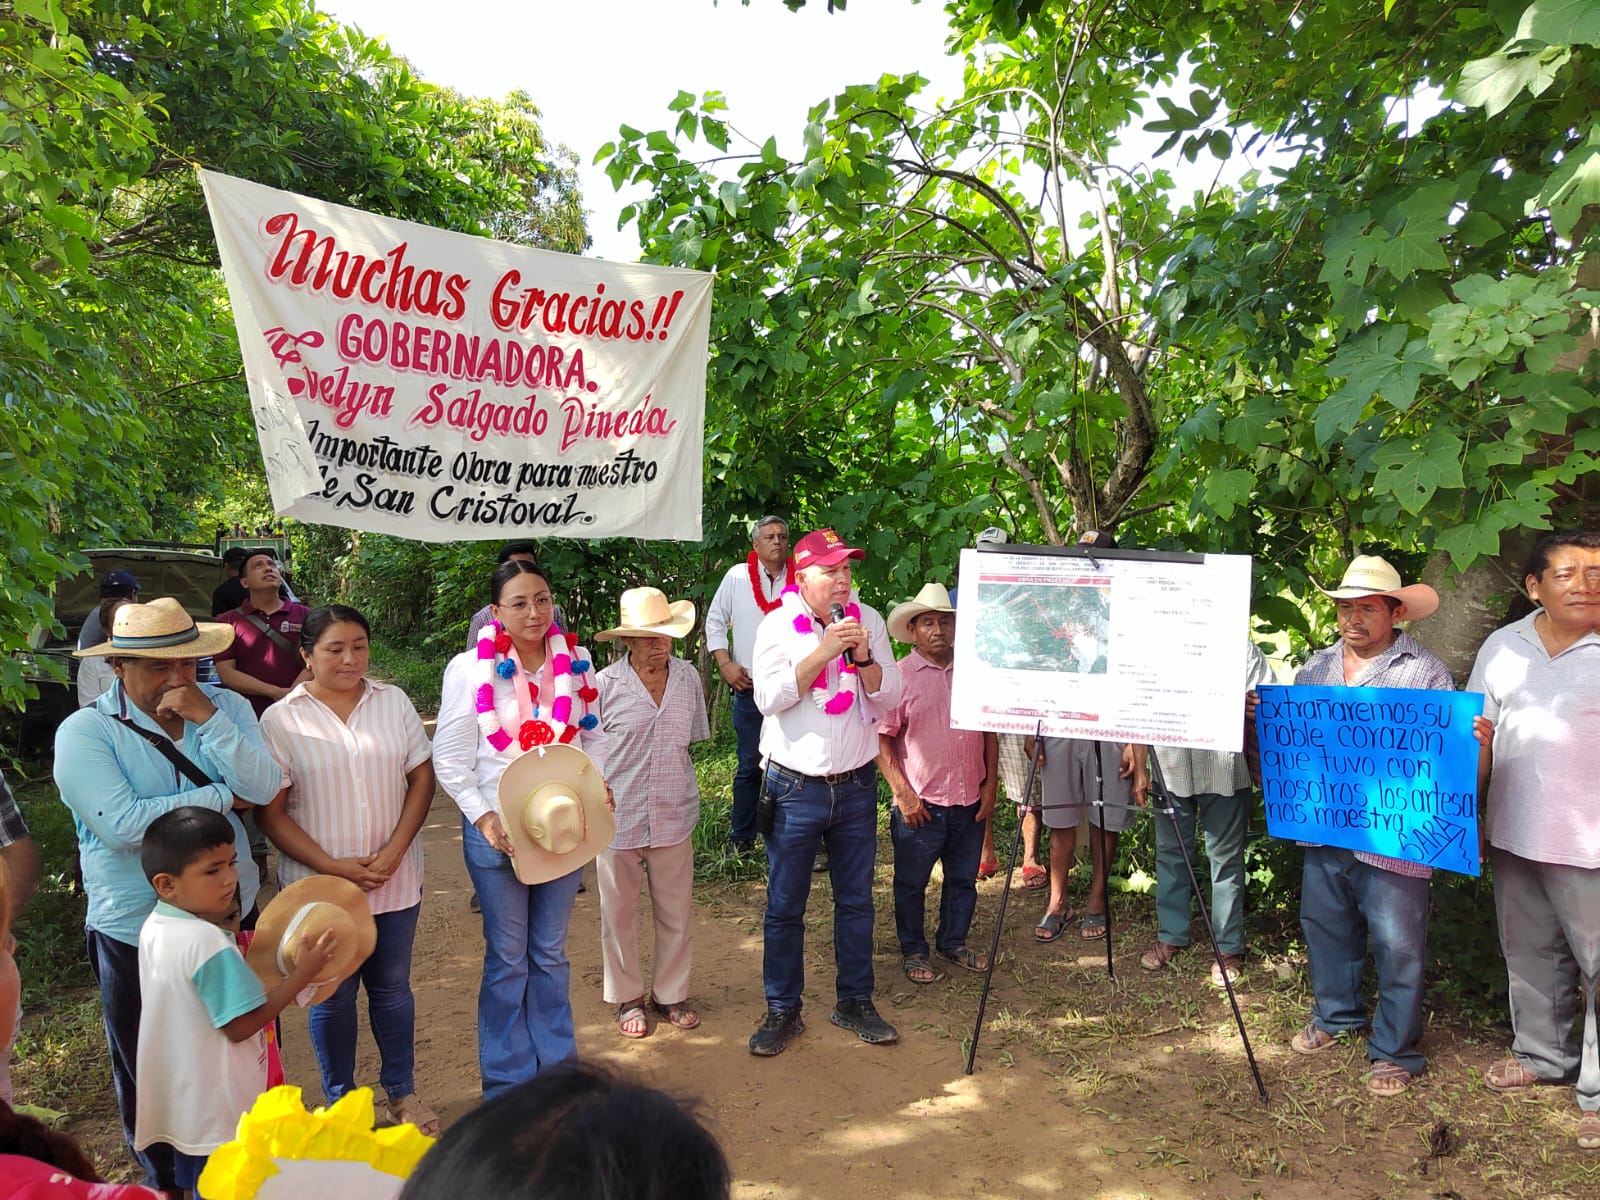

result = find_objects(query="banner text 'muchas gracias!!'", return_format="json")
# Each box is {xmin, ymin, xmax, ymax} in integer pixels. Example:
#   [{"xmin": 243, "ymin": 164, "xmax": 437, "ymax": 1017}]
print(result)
[{"xmin": 259, "ymin": 211, "xmax": 682, "ymax": 450}]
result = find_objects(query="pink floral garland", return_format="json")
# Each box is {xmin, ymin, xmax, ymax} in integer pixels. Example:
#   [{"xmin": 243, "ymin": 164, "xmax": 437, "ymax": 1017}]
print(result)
[
  {"xmin": 779, "ymin": 586, "xmax": 860, "ymax": 715},
  {"xmin": 474, "ymin": 621, "xmax": 599, "ymax": 753}
]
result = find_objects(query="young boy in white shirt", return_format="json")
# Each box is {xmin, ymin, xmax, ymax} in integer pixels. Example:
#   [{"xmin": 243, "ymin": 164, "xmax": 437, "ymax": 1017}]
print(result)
[{"xmin": 133, "ymin": 807, "xmax": 337, "ymax": 1198}]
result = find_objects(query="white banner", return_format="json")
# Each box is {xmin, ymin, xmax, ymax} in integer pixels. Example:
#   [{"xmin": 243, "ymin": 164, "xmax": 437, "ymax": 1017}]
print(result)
[
  {"xmin": 200, "ymin": 169, "xmax": 712, "ymax": 541},
  {"xmin": 952, "ymin": 546, "xmax": 1254, "ymax": 751}
]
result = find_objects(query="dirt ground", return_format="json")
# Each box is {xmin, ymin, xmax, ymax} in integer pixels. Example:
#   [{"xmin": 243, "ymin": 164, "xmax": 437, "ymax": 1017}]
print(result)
[
  {"xmin": 265, "ymin": 784, "xmax": 1595, "ymax": 1199},
  {"xmin": 33, "ymin": 778, "xmax": 1597, "ymax": 1198}
]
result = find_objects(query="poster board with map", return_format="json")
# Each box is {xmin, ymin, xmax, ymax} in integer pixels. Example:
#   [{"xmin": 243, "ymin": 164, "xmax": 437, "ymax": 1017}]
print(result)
[{"xmin": 951, "ymin": 544, "xmax": 1253, "ymax": 752}]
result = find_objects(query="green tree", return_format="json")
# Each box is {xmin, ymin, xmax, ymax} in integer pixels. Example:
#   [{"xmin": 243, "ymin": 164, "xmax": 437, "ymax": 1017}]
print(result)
[
  {"xmin": 613, "ymin": 0, "xmax": 1596, "ymax": 661},
  {"xmin": 0, "ymin": 0, "xmax": 585, "ymax": 707}
]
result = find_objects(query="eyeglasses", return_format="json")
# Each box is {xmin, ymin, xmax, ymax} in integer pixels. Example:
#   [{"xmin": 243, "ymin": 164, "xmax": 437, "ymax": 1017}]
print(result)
[{"xmin": 498, "ymin": 597, "xmax": 554, "ymax": 615}]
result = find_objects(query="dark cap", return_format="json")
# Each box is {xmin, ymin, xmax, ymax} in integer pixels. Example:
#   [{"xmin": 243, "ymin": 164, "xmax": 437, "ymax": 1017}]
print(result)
[
  {"xmin": 222, "ymin": 547, "xmax": 250, "ymax": 566},
  {"xmin": 1077, "ymin": 530, "xmax": 1118, "ymax": 550},
  {"xmin": 99, "ymin": 569, "xmax": 139, "ymax": 597}
]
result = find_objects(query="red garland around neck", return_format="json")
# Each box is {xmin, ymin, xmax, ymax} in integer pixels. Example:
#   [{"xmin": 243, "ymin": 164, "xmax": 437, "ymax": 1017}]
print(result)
[{"xmin": 747, "ymin": 551, "xmax": 796, "ymax": 614}]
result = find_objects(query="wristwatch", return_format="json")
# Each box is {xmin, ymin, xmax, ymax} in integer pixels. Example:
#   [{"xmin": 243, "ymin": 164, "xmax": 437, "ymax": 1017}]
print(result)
[{"xmin": 850, "ymin": 651, "xmax": 875, "ymax": 668}]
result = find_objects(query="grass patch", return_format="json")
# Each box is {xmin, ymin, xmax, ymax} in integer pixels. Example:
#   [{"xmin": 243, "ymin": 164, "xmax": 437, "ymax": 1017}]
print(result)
[
  {"xmin": 368, "ymin": 633, "xmax": 446, "ymax": 714},
  {"xmin": 8, "ymin": 772, "xmax": 92, "ymax": 1003}
]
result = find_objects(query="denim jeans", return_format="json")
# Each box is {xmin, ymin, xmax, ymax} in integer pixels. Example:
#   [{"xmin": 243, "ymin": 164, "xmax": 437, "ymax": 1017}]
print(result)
[
  {"xmin": 462, "ymin": 817, "xmax": 583, "ymax": 1099},
  {"xmin": 762, "ymin": 762, "xmax": 877, "ymax": 1010},
  {"xmin": 729, "ymin": 687, "xmax": 764, "ymax": 842},
  {"xmin": 86, "ymin": 929, "xmax": 177, "ymax": 1191},
  {"xmin": 1300, "ymin": 847, "xmax": 1430, "ymax": 1073},
  {"xmin": 308, "ymin": 903, "xmax": 420, "ymax": 1104},
  {"xmin": 891, "ymin": 801, "xmax": 985, "ymax": 958},
  {"xmin": 1152, "ymin": 790, "xmax": 1249, "ymax": 954}
]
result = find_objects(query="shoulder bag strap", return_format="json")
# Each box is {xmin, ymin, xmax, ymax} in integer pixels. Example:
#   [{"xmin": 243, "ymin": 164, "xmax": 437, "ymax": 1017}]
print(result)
[
  {"xmin": 110, "ymin": 716, "xmax": 216, "ymax": 790},
  {"xmin": 241, "ymin": 609, "xmax": 300, "ymax": 658}
]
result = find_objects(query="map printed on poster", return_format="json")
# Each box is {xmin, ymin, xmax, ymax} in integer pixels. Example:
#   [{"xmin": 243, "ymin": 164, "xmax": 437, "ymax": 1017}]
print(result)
[
  {"xmin": 199, "ymin": 169, "xmax": 713, "ymax": 542},
  {"xmin": 951, "ymin": 546, "xmax": 1253, "ymax": 752}
]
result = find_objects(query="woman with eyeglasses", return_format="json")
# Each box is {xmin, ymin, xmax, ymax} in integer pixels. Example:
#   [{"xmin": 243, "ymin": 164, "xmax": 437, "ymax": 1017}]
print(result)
[{"xmin": 434, "ymin": 559, "xmax": 610, "ymax": 1098}]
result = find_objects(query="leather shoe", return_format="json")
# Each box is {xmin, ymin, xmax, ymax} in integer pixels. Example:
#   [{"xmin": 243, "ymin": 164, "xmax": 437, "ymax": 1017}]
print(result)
[
  {"xmin": 830, "ymin": 998, "xmax": 898, "ymax": 1045},
  {"xmin": 748, "ymin": 1007, "xmax": 804, "ymax": 1057}
]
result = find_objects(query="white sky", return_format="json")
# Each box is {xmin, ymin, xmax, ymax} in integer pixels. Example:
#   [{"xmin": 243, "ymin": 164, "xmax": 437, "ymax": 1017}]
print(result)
[{"xmin": 321, "ymin": 0, "xmax": 967, "ymax": 259}]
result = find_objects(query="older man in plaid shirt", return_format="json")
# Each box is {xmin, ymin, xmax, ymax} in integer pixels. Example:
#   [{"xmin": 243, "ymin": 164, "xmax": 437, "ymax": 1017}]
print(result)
[{"xmin": 1267, "ymin": 556, "xmax": 1458, "ymax": 1098}]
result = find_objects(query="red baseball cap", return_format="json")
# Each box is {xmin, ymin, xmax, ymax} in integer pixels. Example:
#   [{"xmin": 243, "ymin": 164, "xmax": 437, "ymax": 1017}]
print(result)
[{"xmin": 792, "ymin": 528, "xmax": 866, "ymax": 570}]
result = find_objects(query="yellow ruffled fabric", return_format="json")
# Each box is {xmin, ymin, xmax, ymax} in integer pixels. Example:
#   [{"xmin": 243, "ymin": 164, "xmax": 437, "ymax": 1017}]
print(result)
[{"xmin": 198, "ymin": 1086, "xmax": 434, "ymax": 1200}]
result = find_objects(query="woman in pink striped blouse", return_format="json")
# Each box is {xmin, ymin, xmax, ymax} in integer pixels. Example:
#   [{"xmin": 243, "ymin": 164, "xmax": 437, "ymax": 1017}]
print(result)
[{"xmin": 255, "ymin": 605, "xmax": 438, "ymax": 1136}]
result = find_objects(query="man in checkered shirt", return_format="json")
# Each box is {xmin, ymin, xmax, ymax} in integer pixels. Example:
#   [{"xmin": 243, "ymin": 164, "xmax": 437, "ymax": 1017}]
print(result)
[{"xmin": 1269, "ymin": 556, "xmax": 1457, "ymax": 1098}]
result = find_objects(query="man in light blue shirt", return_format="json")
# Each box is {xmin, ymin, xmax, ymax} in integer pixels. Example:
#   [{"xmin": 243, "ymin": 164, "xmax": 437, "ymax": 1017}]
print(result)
[{"xmin": 54, "ymin": 596, "xmax": 280, "ymax": 1192}]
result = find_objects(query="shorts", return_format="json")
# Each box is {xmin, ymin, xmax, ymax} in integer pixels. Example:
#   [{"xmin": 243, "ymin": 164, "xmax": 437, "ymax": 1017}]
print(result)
[{"xmin": 1038, "ymin": 738, "xmax": 1136, "ymax": 833}]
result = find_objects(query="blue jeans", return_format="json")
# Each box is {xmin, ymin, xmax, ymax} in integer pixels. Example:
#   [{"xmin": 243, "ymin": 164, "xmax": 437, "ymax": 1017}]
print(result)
[
  {"xmin": 891, "ymin": 801, "xmax": 985, "ymax": 957},
  {"xmin": 1300, "ymin": 847, "xmax": 1430, "ymax": 1073},
  {"xmin": 462, "ymin": 817, "xmax": 583, "ymax": 1099},
  {"xmin": 729, "ymin": 687, "xmax": 764, "ymax": 842},
  {"xmin": 86, "ymin": 929, "xmax": 177, "ymax": 1191},
  {"xmin": 1153, "ymin": 790, "xmax": 1249, "ymax": 954},
  {"xmin": 308, "ymin": 903, "xmax": 420, "ymax": 1104},
  {"xmin": 762, "ymin": 763, "xmax": 878, "ymax": 1010}
]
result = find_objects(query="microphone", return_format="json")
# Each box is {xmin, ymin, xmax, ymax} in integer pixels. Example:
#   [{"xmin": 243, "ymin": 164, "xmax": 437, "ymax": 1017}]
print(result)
[{"xmin": 829, "ymin": 603, "xmax": 845, "ymax": 625}]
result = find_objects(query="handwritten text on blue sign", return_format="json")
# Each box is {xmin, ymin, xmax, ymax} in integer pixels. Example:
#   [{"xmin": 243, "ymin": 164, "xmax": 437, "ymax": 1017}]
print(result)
[{"xmin": 1256, "ymin": 684, "xmax": 1484, "ymax": 876}]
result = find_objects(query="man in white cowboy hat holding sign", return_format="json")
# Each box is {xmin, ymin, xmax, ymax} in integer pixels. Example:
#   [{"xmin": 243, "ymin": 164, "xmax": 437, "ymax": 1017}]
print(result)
[
  {"xmin": 55, "ymin": 597, "xmax": 282, "ymax": 1192},
  {"xmin": 1258, "ymin": 555, "xmax": 1465, "ymax": 1097},
  {"xmin": 876, "ymin": 582, "xmax": 997, "ymax": 984},
  {"xmin": 747, "ymin": 527, "xmax": 903, "ymax": 1055}
]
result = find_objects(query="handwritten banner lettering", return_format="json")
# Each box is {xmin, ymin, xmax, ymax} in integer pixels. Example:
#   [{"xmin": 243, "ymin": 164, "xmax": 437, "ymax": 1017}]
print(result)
[
  {"xmin": 200, "ymin": 169, "xmax": 712, "ymax": 541},
  {"xmin": 1256, "ymin": 684, "xmax": 1484, "ymax": 876}
]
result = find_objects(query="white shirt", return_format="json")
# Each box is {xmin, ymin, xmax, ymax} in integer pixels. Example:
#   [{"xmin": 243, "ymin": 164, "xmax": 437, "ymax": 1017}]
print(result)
[
  {"xmin": 435, "ymin": 646, "xmax": 610, "ymax": 826},
  {"xmin": 76, "ymin": 654, "xmax": 116, "ymax": 708},
  {"xmin": 135, "ymin": 903, "xmax": 268, "ymax": 1155},
  {"xmin": 752, "ymin": 592, "xmax": 902, "ymax": 776},
  {"xmin": 258, "ymin": 679, "xmax": 434, "ymax": 914},
  {"xmin": 1468, "ymin": 611, "xmax": 1600, "ymax": 868},
  {"xmin": 705, "ymin": 558, "xmax": 790, "ymax": 669}
]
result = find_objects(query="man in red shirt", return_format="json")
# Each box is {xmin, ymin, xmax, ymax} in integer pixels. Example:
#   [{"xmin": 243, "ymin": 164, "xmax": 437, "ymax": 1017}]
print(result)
[
  {"xmin": 213, "ymin": 548, "xmax": 310, "ymax": 719},
  {"xmin": 876, "ymin": 582, "xmax": 998, "ymax": 983}
]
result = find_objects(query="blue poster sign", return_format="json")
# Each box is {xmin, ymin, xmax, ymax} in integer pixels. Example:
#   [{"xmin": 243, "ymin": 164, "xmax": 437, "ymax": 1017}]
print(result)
[{"xmin": 1256, "ymin": 684, "xmax": 1484, "ymax": 876}]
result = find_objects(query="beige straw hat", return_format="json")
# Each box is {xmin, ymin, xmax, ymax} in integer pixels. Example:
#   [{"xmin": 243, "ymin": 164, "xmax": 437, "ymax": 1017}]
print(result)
[
  {"xmin": 244, "ymin": 876, "xmax": 377, "ymax": 1006},
  {"xmin": 592, "ymin": 587, "xmax": 695, "ymax": 642},
  {"xmin": 496, "ymin": 743, "xmax": 615, "ymax": 885},
  {"xmin": 888, "ymin": 582, "xmax": 957, "ymax": 643},
  {"xmin": 1315, "ymin": 555, "xmax": 1440, "ymax": 620},
  {"xmin": 74, "ymin": 596, "xmax": 236, "ymax": 659}
]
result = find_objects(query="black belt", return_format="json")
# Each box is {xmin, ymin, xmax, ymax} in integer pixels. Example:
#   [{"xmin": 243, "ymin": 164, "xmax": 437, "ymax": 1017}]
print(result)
[{"xmin": 769, "ymin": 762, "xmax": 873, "ymax": 787}]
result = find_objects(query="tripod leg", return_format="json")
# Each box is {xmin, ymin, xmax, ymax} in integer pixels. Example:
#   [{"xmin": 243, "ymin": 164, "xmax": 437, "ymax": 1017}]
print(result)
[
  {"xmin": 1149, "ymin": 756, "xmax": 1269, "ymax": 1105},
  {"xmin": 966, "ymin": 721, "xmax": 1043, "ymax": 1075}
]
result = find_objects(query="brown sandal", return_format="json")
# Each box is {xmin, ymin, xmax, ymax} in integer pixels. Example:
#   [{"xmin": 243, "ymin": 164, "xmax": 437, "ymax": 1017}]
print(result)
[
  {"xmin": 1484, "ymin": 1057, "xmax": 1544, "ymax": 1091},
  {"xmin": 1366, "ymin": 1059, "xmax": 1413, "ymax": 1096},
  {"xmin": 617, "ymin": 1000, "xmax": 651, "ymax": 1039},
  {"xmin": 650, "ymin": 997, "xmax": 700, "ymax": 1030},
  {"xmin": 388, "ymin": 1092, "xmax": 441, "ymax": 1138}
]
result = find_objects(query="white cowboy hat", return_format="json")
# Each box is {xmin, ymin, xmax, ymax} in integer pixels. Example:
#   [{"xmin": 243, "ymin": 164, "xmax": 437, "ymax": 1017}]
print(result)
[
  {"xmin": 592, "ymin": 587, "xmax": 695, "ymax": 642},
  {"xmin": 888, "ymin": 581, "xmax": 957, "ymax": 643},
  {"xmin": 496, "ymin": 743, "xmax": 615, "ymax": 885},
  {"xmin": 74, "ymin": 596, "xmax": 236, "ymax": 659},
  {"xmin": 1315, "ymin": 555, "xmax": 1440, "ymax": 621},
  {"xmin": 244, "ymin": 876, "xmax": 377, "ymax": 1006}
]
